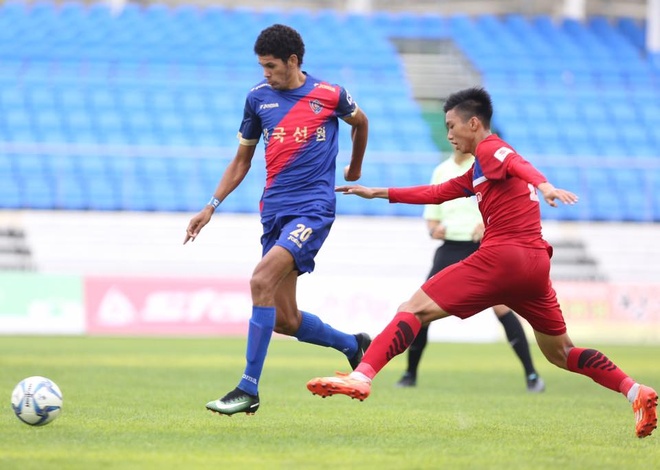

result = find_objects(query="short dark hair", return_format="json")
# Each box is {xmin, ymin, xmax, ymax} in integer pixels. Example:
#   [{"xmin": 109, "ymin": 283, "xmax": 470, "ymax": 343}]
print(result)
[
  {"xmin": 254, "ymin": 24, "xmax": 305, "ymax": 66},
  {"xmin": 443, "ymin": 87, "xmax": 493, "ymax": 128}
]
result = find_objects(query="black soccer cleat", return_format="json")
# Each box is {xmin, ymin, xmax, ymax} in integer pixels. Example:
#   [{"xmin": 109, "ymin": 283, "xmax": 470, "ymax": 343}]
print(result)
[
  {"xmin": 348, "ymin": 333, "xmax": 372, "ymax": 370},
  {"xmin": 396, "ymin": 372, "xmax": 417, "ymax": 388},
  {"xmin": 206, "ymin": 387, "xmax": 260, "ymax": 416}
]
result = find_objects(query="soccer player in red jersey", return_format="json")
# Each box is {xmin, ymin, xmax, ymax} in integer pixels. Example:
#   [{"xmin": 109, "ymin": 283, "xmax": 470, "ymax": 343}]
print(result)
[{"xmin": 307, "ymin": 87, "xmax": 658, "ymax": 438}]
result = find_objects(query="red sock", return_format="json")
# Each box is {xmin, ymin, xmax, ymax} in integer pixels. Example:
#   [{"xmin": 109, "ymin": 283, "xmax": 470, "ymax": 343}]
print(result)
[
  {"xmin": 355, "ymin": 311, "xmax": 421, "ymax": 380},
  {"xmin": 567, "ymin": 347, "xmax": 633, "ymax": 395}
]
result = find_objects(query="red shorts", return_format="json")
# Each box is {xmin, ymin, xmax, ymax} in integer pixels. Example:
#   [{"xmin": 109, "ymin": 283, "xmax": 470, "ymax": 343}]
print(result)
[{"xmin": 422, "ymin": 244, "xmax": 567, "ymax": 336}]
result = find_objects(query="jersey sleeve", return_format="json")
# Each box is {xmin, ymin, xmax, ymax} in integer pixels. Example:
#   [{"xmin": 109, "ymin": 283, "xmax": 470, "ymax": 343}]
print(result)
[
  {"xmin": 335, "ymin": 87, "xmax": 358, "ymax": 119},
  {"xmin": 389, "ymin": 168, "xmax": 475, "ymax": 205},
  {"xmin": 476, "ymin": 138, "xmax": 547, "ymax": 186},
  {"xmin": 422, "ymin": 164, "xmax": 444, "ymax": 220},
  {"xmin": 506, "ymin": 155, "xmax": 547, "ymax": 186},
  {"xmin": 237, "ymin": 95, "xmax": 262, "ymax": 146}
]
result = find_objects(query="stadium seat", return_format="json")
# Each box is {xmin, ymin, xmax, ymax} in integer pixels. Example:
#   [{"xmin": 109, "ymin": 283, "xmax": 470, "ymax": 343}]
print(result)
[
  {"xmin": 553, "ymin": 167, "xmax": 582, "ymax": 194},
  {"xmin": 54, "ymin": 174, "xmax": 87, "ymax": 210},
  {"xmin": 85, "ymin": 179, "xmax": 120, "ymax": 211},
  {"xmin": 588, "ymin": 191, "xmax": 623, "ymax": 221},
  {"xmin": 13, "ymin": 153, "xmax": 49, "ymax": 179},
  {"xmin": 0, "ymin": 5, "xmax": 654, "ymax": 220},
  {"xmin": 118, "ymin": 179, "xmax": 153, "ymax": 212},
  {"xmin": 49, "ymin": 154, "xmax": 78, "ymax": 178},
  {"xmin": 621, "ymin": 191, "xmax": 652, "ymax": 222},
  {"xmin": 0, "ymin": 178, "xmax": 21, "ymax": 208}
]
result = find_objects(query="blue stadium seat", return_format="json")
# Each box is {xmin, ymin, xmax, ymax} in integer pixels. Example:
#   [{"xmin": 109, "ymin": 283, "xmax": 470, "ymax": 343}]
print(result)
[
  {"xmin": 150, "ymin": 179, "xmax": 181, "ymax": 212},
  {"xmin": 76, "ymin": 157, "xmax": 110, "ymax": 192},
  {"xmin": 0, "ymin": 153, "xmax": 13, "ymax": 175},
  {"xmin": 391, "ymin": 203, "xmax": 424, "ymax": 217},
  {"xmin": 632, "ymin": 142, "xmax": 658, "ymax": 158},
  {"xmin": 0, "ymin": 6, "xmax": 653, "ymax": 218},
  {"xmin": 107, "ymin": 156, "xmax": 138, "ymax": 181},
  {"xmin": 5, "ymin": 109, "xmax": 32, "ymax": 133},
  {"xmin": 13, "ymin": 153, "xmax": 48, "ymax": 179},
  {"xmin": 589, "ymin": 125, "xmax": 620, "ymax": 150},
  {"xmin": 86, "ymin": 179, "xmax": 120, "ymax": 211},
  {"xmin": 553, "ymin": 167, "xmax": 582, "ymax": 193},
  {"xmin": 88, "ymin": 88, "xmax": 116, "ymax": 110},
  {"xmin": 54, "ymin": 174, "xmax": 87, "ymax": 210},
  {"xmin": 94, "ymin": 110, "xmax": 124, "ymax": 134},
  {"xmin": 27, "ymin": 87, "xmax": 58, "ymax": 110},
  {"xmin": 579, "ymin": 102, "xmax": 611, "ymax": 123},
  {"xmin": 621, "ymin": 191, "xmax": 652, "ymax": 222},
  {"xmin": 64, "ymin": 110, "xmax": 94, "ymax": 134},
  {"xmin": 154, "ymin": 111, "xmax": 185, "ymax": 134},
  {"xmin": 118, "ymin": 180, "xmax": 153, "ymax": 212},
  {"xmin": 618, "ymin": 124, "xmax": 650, "ymax": 150},
  {"xmin": 608, "ymin": 101, "xmax": 637, "ymax": 123},
  {"xmin": 33, "ymin": 109, "xmax": 65, "ymax": 131},
  {"xmin": 124, "ymin": 111, "xmax": 154, "ymax": 135},
  {"xmin": 49, "ymin": 154, "xmax": 77, "ymax": 177},
  {"xmin": 611, "ymin": 168, "xmax": 642, "ymax": 190},
  {"xmin": 0, "ymin": 178, "xmax": 21, "ymax": 208},
  {"xmin": 186, "ymin": 112, "xmax": 216, "ymax": 135},
  {"xmin": 588, "ymin": 191, "xmax": 623, "ymax": 221},
  {"xmin": 117, "ymin": 89, "xmax": 149, "ymax": 111},
  {"xmin": 337, "ymin": 193, "xmax": 392, "ymax": 216},
  {"xmin": 653, "ymin": 186, "xmax": 660, "ymax": 220}
]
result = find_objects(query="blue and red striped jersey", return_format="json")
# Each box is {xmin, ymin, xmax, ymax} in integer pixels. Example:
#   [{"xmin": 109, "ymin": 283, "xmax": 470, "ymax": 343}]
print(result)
[{"xmin": 238, "ymin": 73, "xmax": 358, "ymax": 216}]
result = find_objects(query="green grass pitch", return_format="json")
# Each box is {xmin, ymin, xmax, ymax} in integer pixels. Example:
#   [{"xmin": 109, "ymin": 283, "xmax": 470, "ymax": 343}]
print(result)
[{"xmin": 1, "ymin": 336, "xmax": 658, "ymax": 469}]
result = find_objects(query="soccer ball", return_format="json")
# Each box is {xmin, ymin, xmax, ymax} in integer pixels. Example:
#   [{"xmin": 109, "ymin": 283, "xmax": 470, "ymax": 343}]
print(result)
[{"xmin": 11, "ymin": 376, "xmax": 63, "ymax": 426}]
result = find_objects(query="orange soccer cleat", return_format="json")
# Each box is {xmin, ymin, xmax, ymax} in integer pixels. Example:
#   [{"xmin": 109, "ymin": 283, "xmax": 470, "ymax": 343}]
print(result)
[
  {"xmin": 633, "ymin": 384, "xmax": 658, "ymax": 438},
  {"xmin": 307, "ymin": 373, "xmax": 371, "ymax": 401}
]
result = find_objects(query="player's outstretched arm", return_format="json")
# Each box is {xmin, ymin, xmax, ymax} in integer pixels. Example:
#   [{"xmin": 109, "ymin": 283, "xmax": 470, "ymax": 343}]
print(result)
[
  {"xmin": 335, "ymin": 185, "xmax": 388, "ymax": 199},
  {"xmin": 537, "ymin": 182, "xmax": 579, "ymax": 207}
]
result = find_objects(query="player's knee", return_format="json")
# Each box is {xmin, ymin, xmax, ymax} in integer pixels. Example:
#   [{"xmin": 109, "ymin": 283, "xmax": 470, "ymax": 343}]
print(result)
[
  {"xmin": 250, "ymin": 273, "xmax": 276, "ymax": 302},
  {"xmin": 249, "ymin": 273, "xmax": 267, "ymax": 293}
]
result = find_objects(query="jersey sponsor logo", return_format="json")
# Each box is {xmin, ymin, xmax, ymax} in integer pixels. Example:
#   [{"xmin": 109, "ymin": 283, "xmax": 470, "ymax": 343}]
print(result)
[
  {"xmin": 309, "ymin": 99, "xmax": 323, "ymax": 114},
  {"xmin": 494, "ymin": 146, "xmax": 514, "ymax": 162},
  {"xmin": 314, "ymin": 82, "xmax": 337, "ymax": 92},
  {"xmin": 259, "ymin": 102, "xmax": 279, "ymax": 110},
  {"xmin": 251, "ymin": 83, "xmax": 269, "ymax": 92}
]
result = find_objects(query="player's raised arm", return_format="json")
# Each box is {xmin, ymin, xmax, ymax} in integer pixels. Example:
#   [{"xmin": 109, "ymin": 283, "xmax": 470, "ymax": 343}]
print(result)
[
  {"xmin": 495, "ymin": 148, "xmax": 579, "ymax": 209},
  {"xmin": 537, "ymin": 182, "xmax": 579, "ymax": 207}
]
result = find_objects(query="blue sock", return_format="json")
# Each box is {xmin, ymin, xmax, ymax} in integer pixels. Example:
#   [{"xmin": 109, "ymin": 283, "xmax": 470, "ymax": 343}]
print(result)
[
  {"xmin": 237, "ymin": 306, "xmax": 275, "ymax": 396},
  {"xmin": 294, "ymin": 311, "xmax": 357, "ymax": 358}
]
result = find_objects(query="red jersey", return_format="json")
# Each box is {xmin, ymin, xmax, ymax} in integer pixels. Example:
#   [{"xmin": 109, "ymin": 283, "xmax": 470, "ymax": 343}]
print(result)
[{"xmin": 389, "ymin": 134, "xmax": 548, "ymax": 249}]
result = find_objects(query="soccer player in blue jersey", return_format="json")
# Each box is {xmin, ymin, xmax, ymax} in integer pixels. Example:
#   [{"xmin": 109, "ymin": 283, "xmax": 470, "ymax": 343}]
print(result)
[{"xmin": 184, "ymin": 24, "xmax": 370, "ymax": 416}]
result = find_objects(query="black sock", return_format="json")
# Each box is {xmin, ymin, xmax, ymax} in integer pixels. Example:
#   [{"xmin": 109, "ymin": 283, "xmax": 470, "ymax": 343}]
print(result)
[{"xmin": 497, "ymin": 311, "xmax": 537, "ymax": 378}]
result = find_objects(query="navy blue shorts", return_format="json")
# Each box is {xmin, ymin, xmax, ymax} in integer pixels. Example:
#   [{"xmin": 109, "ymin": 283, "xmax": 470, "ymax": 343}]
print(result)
[{"xmin": 260, "ymin": 206, "xmax": 335, "ymax": 274}]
